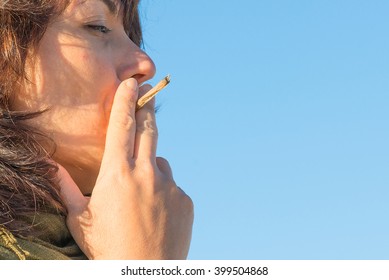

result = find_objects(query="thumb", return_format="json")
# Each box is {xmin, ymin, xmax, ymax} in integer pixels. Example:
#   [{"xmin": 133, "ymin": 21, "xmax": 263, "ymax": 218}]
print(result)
[
  {"xmin": 102, "ymin": 78, "xmax": 139, "ymax": 165},
  {"xmin": 56, "ymin": 163, "xmax": 92, "ymax": 258},
  {"xmin": 56, "ymin": 163, "xmax": 87, "ymax": 214}
]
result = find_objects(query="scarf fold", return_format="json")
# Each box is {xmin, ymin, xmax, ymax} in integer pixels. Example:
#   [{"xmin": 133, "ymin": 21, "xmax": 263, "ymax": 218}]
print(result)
[{"xmin": 0, "ymin": 212, "xmax": 87, "ymax": 260}]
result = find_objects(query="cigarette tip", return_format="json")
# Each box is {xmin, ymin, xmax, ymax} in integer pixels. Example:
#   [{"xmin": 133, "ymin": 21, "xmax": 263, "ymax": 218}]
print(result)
[{"xmin": 165, "ymin": 74, "xmax": 171, "ymax": 83}]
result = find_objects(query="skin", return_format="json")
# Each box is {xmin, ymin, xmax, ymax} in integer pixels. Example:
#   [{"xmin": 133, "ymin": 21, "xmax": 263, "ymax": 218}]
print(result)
[{"xmin": 13, "ymin": 0, "xmax": 194, "ymax": 259}]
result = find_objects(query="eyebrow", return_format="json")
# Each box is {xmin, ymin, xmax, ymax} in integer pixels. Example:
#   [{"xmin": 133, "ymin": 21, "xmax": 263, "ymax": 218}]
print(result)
[{"xmin": 100, "ymin": 0, "xmax": 118, "ymax": 14}]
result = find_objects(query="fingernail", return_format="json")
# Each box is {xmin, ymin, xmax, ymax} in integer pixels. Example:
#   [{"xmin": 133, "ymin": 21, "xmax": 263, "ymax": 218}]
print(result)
[{"xmin": 125, "ymin": 78, "xmax": 137, "ymax": 90}]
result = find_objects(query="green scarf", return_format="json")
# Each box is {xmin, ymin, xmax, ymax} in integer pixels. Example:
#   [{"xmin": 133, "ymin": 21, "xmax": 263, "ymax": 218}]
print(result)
[{"xmin": 0, "ymin": 212, "xmax": 87, "ymax": 260}]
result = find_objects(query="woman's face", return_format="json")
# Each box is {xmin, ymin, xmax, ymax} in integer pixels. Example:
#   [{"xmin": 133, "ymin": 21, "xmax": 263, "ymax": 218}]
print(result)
[{"xmin": 14, "ymin": 0, "xmax": 156, "ymax": 194}]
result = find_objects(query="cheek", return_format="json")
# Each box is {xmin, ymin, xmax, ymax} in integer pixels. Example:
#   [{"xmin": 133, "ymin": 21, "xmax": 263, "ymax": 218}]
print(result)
[
  {"xmin": 57, "ymin": 48, "xmax": 116, "ymax": 103},
  {"xmin": 36, "ymin": 36, "xmax": 119, "ymax": 126},
  {"xmin": 82, "ymin": 51, "xmax": 89, "ymax": 60},
  {"xmin": 67, "ymin": 50, "xmax": 120, "ymax": 123}
]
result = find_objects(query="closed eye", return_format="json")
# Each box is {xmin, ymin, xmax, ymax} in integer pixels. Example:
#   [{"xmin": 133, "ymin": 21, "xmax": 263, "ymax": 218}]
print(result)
[{"xmin": 87, "ymin": 24, "xmax": 112, "ymax": 34}]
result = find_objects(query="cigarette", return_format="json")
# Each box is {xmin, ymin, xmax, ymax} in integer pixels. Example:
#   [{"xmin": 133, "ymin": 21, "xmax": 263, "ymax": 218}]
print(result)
[{"xmin": 136, "ymin": 75, "xmax": 171, "ymax": 111}]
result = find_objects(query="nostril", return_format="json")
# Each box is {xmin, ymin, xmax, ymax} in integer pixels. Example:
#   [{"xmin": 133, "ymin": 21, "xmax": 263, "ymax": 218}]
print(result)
[
  {"xmin": 132, "ymin": 58, "xmax": 156, "ymax": 84},
  {"xmin": 132, "ymin": 74, "xmax": 145, "ymax": 84}
]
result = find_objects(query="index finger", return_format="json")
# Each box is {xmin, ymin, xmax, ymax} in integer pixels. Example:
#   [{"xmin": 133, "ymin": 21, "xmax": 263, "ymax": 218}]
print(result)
[{"xmin": 101, "ymin": 78, "xmax": 138, "ymax": 165}]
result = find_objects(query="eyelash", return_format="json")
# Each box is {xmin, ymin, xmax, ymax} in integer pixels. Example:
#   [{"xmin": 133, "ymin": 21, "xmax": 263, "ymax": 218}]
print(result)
[{"xmin": 87, "ymin": 25, "xmax": 112, "ymax": 34}]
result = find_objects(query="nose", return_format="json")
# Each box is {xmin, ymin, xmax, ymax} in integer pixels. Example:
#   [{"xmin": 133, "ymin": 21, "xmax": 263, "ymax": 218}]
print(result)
[{"xmin": 117, "ymin": 39, "xmax": 156, "ymax": 84}]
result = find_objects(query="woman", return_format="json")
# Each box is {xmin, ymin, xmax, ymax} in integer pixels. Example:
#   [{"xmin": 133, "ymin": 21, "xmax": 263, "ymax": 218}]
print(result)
[{"xmin": 0, "ymin": 0, "xmax": 193, "ymax": 260}]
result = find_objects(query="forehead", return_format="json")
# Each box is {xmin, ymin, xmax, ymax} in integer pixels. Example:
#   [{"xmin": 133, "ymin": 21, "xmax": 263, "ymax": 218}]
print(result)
[{"xmin": 71, "ymin": 0, "xmax": 121, "ymax": 15}]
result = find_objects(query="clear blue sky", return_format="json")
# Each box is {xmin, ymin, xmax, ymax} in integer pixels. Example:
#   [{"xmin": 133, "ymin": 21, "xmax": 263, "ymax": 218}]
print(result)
[{"xmin": 139, "ymin": 0, "xmax": 389, "ymax": 259}]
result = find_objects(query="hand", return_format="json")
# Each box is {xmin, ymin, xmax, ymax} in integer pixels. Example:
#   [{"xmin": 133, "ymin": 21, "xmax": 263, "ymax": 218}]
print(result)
[{"xmin": 57, "ymin": 78, "xmax": 194, "ymax": 259}]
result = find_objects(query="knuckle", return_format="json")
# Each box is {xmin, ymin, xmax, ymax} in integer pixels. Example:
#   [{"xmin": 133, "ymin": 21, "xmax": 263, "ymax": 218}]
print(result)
[
  {"xmin": 181, "ymin": 194, "xmax": 194, "ymax": 219},
  {"xmin": 156, "ymin": 157, "xmax": 173, "ymax": 177},
  {"xmin": 156, "ymin": 156, "xmax": 169, "ymax": 166},
  {"xmin": 135, "ymin": 160, "xmax": 157, "ymax": 180},
  {"xmin": 113, "ymin": 113, "xmax": 136, "ymax": 132},
  {"xmin": 175, "ymin": 186, "xmax": 194, "ymax": 213},
  {"xmin": 183, "ymin": 192, "xmax": 194, "ymax": 208},
  {"xmin": 136, "ymin": 118, "xmax": 158, "ymax": 137},
  {"xmin": 183, "ymin": 195, "xmax": 194, "ymax": 212}
]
